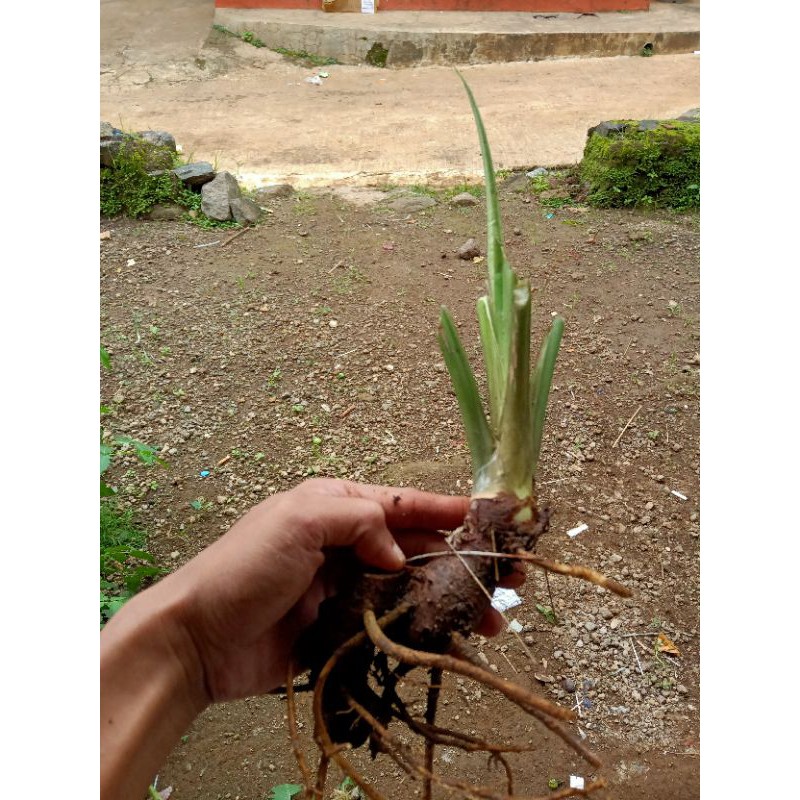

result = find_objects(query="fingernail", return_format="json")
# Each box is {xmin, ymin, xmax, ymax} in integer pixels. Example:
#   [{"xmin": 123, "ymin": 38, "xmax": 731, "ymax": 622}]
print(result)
[{"xmin": 390, "ymin": 542, "xmax": 406, "ymax": 567}]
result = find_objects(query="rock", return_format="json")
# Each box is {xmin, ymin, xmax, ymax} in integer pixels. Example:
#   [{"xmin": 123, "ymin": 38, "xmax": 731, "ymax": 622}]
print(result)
[
  {"xmin": 450, "ymin": 192, "xmax": 478, "ymax": 207},
  {"xmin": 587, "ymin": 121, "xmax": 630, "ymax": 139},
  {"xmin": 387, "ymin": 195, "xmax": 436, "ymax": 214},
  {"xmin": 562, "ymin": 677, "xmax": 576, "ymax": 693},
  {"xmin": 230, "ymin": 197, "xmax": 263, "ymax": 224},
  {"xmin": 201, "ymin": 171, "xmax": 242, "ymax": 221},
  {"xmin": 585, "ymin": 621, "xmax": 597, "ymax": 632},
  {"xmin": 173, "ymin": 162, "xmax": 215, "ymax": 188},
  {"xmin": 144, "ymin": 203, "xmax": 185, "ymax": 221},
  {"xmin": 136, "ymin": 130, "xmax": 177, "ymax": 152},
  {"xmin": 637, "ymin": 119, "xmax": 659, "ymax": 132},
  {"xmin": 526, "ymin": 167, "xmax": 548, "ymax": 178},
  {"xmin": 254, "ymin": 183, "xmax": 295, "ymax": 201},
  {"xmin": 677, "ymin": 108, "xmax": 700, "ymax": 122},
  {"xmin": 457, "ymin": 238, "xmax": 480, "ymax": 260},
  {"xmin": 599, "ymin": 606, "xmax": 613, "ymax": 620},
  {"xmin": 100, "ymin": 121, "xmax": 126, "ymax": 166}
]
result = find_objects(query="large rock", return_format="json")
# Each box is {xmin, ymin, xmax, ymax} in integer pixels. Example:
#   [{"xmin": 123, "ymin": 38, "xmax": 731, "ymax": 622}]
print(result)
[
  {"xmin": 581, "ymin": 117, "xmax": 700, "ymax": 209},
  {"xmin": 230, "ymin": 197, "xmax": 262, "ymax": 224},
  {"xmin": 173, "ymin": 162, "xmax": 215, "ymax": 188},
  {"xmin": 201, "ymin": 171, "xmax": 242, "ymax": 221}
]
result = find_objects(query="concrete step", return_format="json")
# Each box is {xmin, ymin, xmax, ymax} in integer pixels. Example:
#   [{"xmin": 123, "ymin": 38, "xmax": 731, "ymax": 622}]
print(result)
[{"xmin": 214, "ymin": 3, "xmax": 699, "ymax": 67}]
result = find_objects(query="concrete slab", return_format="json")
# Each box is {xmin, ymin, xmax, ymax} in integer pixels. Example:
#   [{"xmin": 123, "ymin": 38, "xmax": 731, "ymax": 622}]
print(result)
[
  {"xmin": 214, "ymin": 4, "xmax": 699, "ymax": 66},
  {"xmin": 100, "ymin": 0, "xmax": 700, "ymax": 188}
]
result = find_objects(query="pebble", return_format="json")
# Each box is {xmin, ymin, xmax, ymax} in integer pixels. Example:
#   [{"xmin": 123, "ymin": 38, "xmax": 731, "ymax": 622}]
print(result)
[
  {"xmin": 457, "ymin": 238, "xmax": 480, "ymax": 260},
  {"xmin": 563, "ymin": 677, "xmax": 576, "ymax": 693}
]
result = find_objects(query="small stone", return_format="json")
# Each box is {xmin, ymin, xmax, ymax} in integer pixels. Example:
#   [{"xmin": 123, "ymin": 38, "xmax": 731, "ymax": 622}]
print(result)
[
  {"xmin": 585, "ymin": 621, "xmax": 597, "ymax": 632},
  {"xmin": 609, "ymin": 618, "xmax": 621, "ymax": 630},
  {"xmin": 563, "ymin": 677, "xmax": 576, "ymax": 693},
  {"xmin": 254, "ymin": 184, "xmax": 295, "ymax": 201},
  {"xmin": 599, "ymin": 607, "xmax": 613, "ymax": 620},
  {"xmin": 328, "ymin": 320, "xmax": 338, "ymax": 328},
  {"xmin": 526, "ymin": 167, "xmax": 548, "ymax": 178},
  {"xmin": 387, "ymin": 195, "xmax": 436, "ymax": 214},
  {"xmin": 144, "ymin": 203, "xmax": 184, "ymax": 221},
  {"xmin": 477, "ymin": 651, "xmax": 489, "ymax": 666},
  {"xmin": 457, "ymin": 238, "xmax": 480, "ymax": 260},
  {"xmin": 609, "ymin": 553, "xmax": 623, "ymax": 563},
  {"xmin": 513, "ymin": 227, "xmax": 522, "ymax": 236},
  {"xmin": 450, "ymin": 192, "xmax": 478, "ymax": 207}
]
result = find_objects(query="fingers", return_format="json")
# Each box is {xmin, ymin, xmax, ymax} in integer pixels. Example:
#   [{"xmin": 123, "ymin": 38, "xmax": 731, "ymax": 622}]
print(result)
[
  {"xmin": 312, "ymin": 495, "xmax": 406, "ymax": 572},
  {"xmin": 297, "ymin": 478, "xmax": 469, "ymax": 532}
]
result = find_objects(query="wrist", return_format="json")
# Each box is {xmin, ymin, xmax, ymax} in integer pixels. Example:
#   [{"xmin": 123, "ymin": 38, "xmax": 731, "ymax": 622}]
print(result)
[{"xmin": 101, "ymin": 577, "xmax": 209, "ymax": 800}]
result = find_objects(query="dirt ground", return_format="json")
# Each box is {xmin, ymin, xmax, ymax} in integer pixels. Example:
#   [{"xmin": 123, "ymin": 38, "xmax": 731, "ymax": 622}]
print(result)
[{"xmin": 100, "ymin": 174, "xmax": 699, "ymax": 800}]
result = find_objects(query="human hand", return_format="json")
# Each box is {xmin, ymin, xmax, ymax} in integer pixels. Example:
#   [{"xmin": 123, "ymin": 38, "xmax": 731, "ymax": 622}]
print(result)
[{"xmin": 165, "ymin": 478, "xmax": 521, "ymax": 704}]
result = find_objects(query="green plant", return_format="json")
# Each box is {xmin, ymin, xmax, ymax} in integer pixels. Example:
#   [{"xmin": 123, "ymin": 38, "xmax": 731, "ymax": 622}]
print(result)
[
  {"xmin": 284, "ymin": 73, "xmax": 630, "ymax": 800},
  {"xmin": 438, "ymin": 74, "xmax": 565, "ymax": 500},
  {"xmin": 267, "ymin": 784, "xmax": 303, "ymax": 800},
  {"xmin": 365, "ymin": 41, "xmax": 388, "ymax": 67},
  {"xmin": 100, "ymin": 146, "xmax": 179, "ymax": 218},
  {"xmin": 100, "ymin": 501, "xmax": 163, "ymax": 625},
  {"xmin": 273, "ymin": 46, "xmax": 339, "ymax": 67},
  {"xmin": 241, "ymin": 29, "xmax": 266, "ymax": 47}
]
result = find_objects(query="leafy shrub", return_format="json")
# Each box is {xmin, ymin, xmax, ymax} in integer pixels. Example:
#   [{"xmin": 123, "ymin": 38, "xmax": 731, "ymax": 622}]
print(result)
[
  {"xmin": 580, "ymin": 121, "xmax": 699, "ymax": 210},
  {"xmin": 100, "ymin": 142, "xmax": 201, "ymax": 218}
]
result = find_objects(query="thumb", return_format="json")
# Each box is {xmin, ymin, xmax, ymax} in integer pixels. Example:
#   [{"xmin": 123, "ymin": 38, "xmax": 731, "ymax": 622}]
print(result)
[{"xmin": 317, "ymin": 496, "xmax": 406, "ymax": 572}]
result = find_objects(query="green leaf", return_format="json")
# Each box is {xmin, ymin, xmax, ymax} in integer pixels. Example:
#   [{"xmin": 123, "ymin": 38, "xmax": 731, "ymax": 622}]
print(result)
[
  {"xmin": 100, "ymin": 346, "xmax": 111, "ymax": 370},
  {"xmin": 536, "ymin": 603, "xmax": 557, "ymax": 625},
  {"xmin": 100, "ymin": 479, "xmax": 116, "ymax": 497},
  {"xmin": 268, "ymin": 785, "xmax": 303, "ymax": 800},
  {"xmin": 100, "ymin": 442, "xmax": 114, "ymax": 474},
  {"xmin": 530, "ymin": 317, "xmax": 565, "ymax": 475},
  {"xmin": 437, "ymin": 307, "xmax": 493, "ymax": 481},
  {"xmin": 457, "ymin": 69, "xmax": 516, "ymax": 402},
  {"xmin": 497, "ymin": 284, "xmax": 534, "ymax": 498},
  {"xmin": 113, "ymin": 435, "xmax": 167, "ymax": 467}
]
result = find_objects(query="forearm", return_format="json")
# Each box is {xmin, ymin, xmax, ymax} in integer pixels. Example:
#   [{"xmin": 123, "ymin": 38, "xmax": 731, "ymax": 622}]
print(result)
[{"xmin": 100, "ymin": 578, "xmax": 209, "ymax": 800}]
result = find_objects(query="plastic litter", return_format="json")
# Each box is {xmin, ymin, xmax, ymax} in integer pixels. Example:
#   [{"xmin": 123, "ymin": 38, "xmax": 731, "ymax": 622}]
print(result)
[
  {"xmin": 567, "ymin": 523, "xmax": 588, "ymax": 539},
  {"xmin": 305, "ymin": 76, "xmax": 322, "ymax": 86},
  {"xmin": 491, "ymin": 587, "xmax": 522, "ymax": 613},
  {"xmin": 570, "ymin": 776, "xmax": 585, "ymax": 790},
  {"xmin": 545, "ymin": 212, "xmax": 555, "ymax": 220},
  {"xmin": 199, "ymin": 470, "xmax": 211, "ymax": 478},
  {"xmin": 507, "ymin": 619, "xmax": 524, "ymax": 634},
  {"xmin": 526, "ymin": 167, "xmax": 548, "ymax": 178},
  {"xmin": 670, "ymin": 489, "xmax": 688, "ymax": 501}
]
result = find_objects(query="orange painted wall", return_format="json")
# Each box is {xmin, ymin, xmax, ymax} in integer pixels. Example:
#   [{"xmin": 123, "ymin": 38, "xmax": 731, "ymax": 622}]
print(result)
[{"xmin": 215, "ymin": 1, "xmax": 650, "ymax": 11}]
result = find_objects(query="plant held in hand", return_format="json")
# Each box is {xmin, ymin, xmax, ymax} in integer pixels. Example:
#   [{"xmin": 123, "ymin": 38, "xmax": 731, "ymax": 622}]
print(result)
[{"xmin": 287, "ymin": 74, "xmax": 631, "ymax": 800}]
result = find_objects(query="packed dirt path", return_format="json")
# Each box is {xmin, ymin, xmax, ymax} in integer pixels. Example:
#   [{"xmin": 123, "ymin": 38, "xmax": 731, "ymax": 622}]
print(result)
[{"xmin": 100, "ymin": 0, "xmax": 700, "ymax": 186}]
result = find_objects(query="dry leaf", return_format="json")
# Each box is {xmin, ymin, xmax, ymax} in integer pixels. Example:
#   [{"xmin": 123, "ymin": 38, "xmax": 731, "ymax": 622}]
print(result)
[{"xmin": 656, "ymin": 632, "xmax": 681, "ymax": 656}]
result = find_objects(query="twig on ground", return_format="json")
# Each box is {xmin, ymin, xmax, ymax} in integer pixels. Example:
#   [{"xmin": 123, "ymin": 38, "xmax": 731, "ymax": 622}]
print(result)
[
  {"xmin": 612, "ymin": 405, "xmax": 642, "ymax": 448},
  {"xmin": 220, "ymin": 226, "xmax": 251, "ymax": 247}
]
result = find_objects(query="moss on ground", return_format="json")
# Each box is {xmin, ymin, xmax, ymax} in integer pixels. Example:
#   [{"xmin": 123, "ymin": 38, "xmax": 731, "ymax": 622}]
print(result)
[{"xmin": 580, "ymin": 120, "xmax": 699, "ymax": 210}]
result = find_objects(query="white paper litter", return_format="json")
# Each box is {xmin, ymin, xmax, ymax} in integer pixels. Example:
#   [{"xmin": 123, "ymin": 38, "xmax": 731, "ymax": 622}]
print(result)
[
  {"xmin": 491, "ymin": 587, "xmax": 522, "ymax": 613},
  {"xmin": 567, "ymin": 523, "xmax": 589, "ymax": 539},
  {"xmin": 670, "ymin": 490, "xmax": 688, "ymax": 501},
  {"xmin": 507, "ymin": 619, "xmax": 524, "ymax": 634},
  {"xmin": 305, "ymin": 76, "xmax": 322, "ymax": 85},
  {"xmin": 569, "ymin": 776, "xmax": 585, "ymax": 790},
  {"xmin": 361, "ymin": 0, "xmax": 375, "ymax": 12}
]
